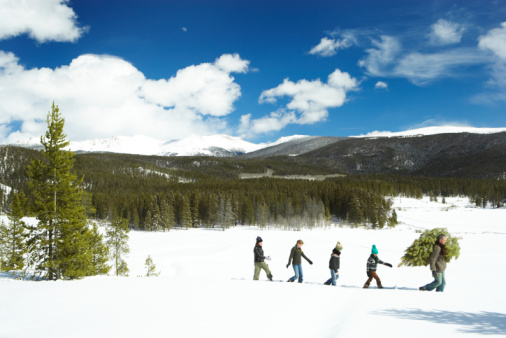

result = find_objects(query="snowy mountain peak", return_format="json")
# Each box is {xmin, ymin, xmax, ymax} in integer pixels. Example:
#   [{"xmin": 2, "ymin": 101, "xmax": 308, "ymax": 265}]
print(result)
[
  {"xmin": 159, "ymin": 134, "xmax": 263, "ymax": 156},
  {"xmin": 354, "ymin": 126, "xmax": 506, "ymax": 138}
]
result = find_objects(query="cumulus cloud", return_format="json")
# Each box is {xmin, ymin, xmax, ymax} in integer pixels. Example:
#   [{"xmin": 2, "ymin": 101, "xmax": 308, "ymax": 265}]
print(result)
[
  {"xmin": 429, "ymin": 19, "xmax": 465, "ymax": 45},
  {"xmin": 374, "ymin": 81, "xmax": 388, "ymax": 89},
  {"xmin": 0, "ymin": 52, "xmax": 250, "ymax": 142},
  {"xmin": 214, "ymin": 53, "xmax": 250, "ymax": 73},
  {"xmin": 239, "ymin": 69, "xmax": 358, "ymax": 136},
  {"xmin": 0, "ymin": 0, "xmax": 86, "ymax": 43},
  {"xmin": 309, "ymin": 37, "xmax": 352, "ymax": 57},
  {"xmin": 478, "ymin": 22, "xmax": 506, "ymax": 60}
]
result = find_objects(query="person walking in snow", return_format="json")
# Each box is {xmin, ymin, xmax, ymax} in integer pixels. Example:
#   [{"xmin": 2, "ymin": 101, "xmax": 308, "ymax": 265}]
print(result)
[
  {"xmin": 419, "ymin": 234, "xmax": 447, "ymax": 292},
  {"xmin": 363, "ymin": 245, "xmax": 392, "ymax": 289},
  {"xmin": 253, "ymin": 236, "xmax": 273, "ymax": 281},
  {"xmin": 286, "ymin": 239, "xmax": 312, "ymax": 283},
  {"xmin": 324, "ymin": 241, "xmax": 342, "ymax": 286}
]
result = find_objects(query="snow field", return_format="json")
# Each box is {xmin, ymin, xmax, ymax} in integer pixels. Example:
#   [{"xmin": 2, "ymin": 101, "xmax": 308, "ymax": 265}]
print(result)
[{"xmin": 0, "ymin": 196, "xmax": 505, "ymax": 337}]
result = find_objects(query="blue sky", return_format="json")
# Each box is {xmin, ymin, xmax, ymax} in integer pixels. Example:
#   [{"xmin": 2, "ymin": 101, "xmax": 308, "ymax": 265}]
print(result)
[{"xmin": 0, "ymin": 0, "xmax": 506, "ymax": 143}]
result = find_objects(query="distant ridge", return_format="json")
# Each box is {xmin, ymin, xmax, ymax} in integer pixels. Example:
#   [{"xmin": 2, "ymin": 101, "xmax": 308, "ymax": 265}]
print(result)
[
  {"xmin": 241, "ymin": 136, "xmax": 346, "ymax": 158},
  {"xmin": 354, "ymin": 126, "xmax": 506, "ymax": 138},
  {"xmin": 3, "ymin": 126, "xmax": 506, "ymax": 157}
]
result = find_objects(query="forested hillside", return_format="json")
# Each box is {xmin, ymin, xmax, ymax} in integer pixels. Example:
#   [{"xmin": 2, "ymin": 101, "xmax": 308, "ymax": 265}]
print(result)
[
  {"xmin": 1, "ymin": 145, "xmax": 505, "ymax": 231},
  {"xmin": 299, "ymin": 132, "xmax": 506, "ymax": 178}
]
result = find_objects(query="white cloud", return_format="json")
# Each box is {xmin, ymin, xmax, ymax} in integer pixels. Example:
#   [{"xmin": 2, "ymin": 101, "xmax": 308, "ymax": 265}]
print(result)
[
  {"xmin": 358, "ymin": 36, "xmax": 401, "ymax": 77},
  {"xmin": 429, "ymin": 19, "xmax": 464, "ymax": 45},
  {"xmin": 359, "ymin": 35, "xmax": 486, "ymax": 85},
  {"xmin": 474, "ymin": 22, "xmax": 506, "ymax": 102},
  {"xmin": 239, "ymin": 69, "xmax": 358, "ymax": 136},
  {"xmin": 394, "ymin": 49, "xmax": 485, "ymax": 85},
  {"xmin": 214, "ymin": 53, "xmax": 250, "ymax": 73},
  {"xmin": 309, "ymin": 37, "xmax": 351, "ymax": 57},
  {"xmin": 0, "ymin": 52, "xmax": 250, "ymax": 142},
  {"xmin": 182, "ymin": 27, "xmax": 188, "ymax": 32},
  {"xmin": 0, "ymin": 0, "xmax": 86, "ymax": 43},
  {"xmin": 374, "ymin": 81, "xmax": 388, "ymax": 89},
  {"xmin": 478, "ymin": 22, "xmax": 506, "ymax": 61}
]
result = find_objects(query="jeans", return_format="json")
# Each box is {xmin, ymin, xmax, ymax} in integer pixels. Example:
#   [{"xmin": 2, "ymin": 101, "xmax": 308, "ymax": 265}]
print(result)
[
  {"xmin": 290, "ymin": 264, "xmax": 303, "ymax": 283},
  {"xmin": 423, "ymin": 271, "xmax": 446, "ymax": 292},
  {"xmin": 325, "ymin": 269, "xmax": 339, "ymax": 286}
]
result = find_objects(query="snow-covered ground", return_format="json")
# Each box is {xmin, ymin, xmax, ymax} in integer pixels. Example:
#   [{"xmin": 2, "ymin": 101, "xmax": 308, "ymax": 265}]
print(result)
[{"xmin": 1, "ymin": 197, "xmax": 505, "ymax": 337}]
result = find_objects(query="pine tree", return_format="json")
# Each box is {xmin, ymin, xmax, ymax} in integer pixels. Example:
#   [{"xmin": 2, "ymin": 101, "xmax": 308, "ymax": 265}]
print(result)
[
  {"xmin": 180, "ymin": 194, "xmax": 192, "ymax": 229},
  {"xmin": 144, "ymin": 255, "xmax": 160, "ymax": 277},
  {"xmin": 88, "ymin": 223, "xmax": 111, "ymax": 275},
  {"xmin": 388, "ymin": 209, "xmax": 398, "ymax": 228},
  {"xmin": 398, "ymin": 228, "xmax": 460, "ymax": 267},
  {"xmin": 144, "ymin": 210, "xmax": 152, "ymax": 231},
  {"xmin": 105, "ymin": 218, "xmax": 130, "ymax": 276},
  {"xmin": 160, "ymin": 197, "xmax": 175, "ymax": 231},
  {"xmin": 0, "ymin": 193, "xmax": 28, "ymax": 271},
  {"xmin": 26, "ymin": 103, "xmax": 106, "ymax": 280}
]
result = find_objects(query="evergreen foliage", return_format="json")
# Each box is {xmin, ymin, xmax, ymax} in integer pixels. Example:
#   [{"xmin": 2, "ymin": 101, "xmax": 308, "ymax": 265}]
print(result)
[
  {"xmin": 25, "ymin": 103, "xmax": 109, "ymax": 280},
  {"xmin": 0, "ymin": 193, "xmax": 28, "ymax": 271},
  {"xmin": 106, "ymin": 218, "xmax": 130, "ymax": 276},
  {"xmin": 398, "ymin": 228, "xmax": 461, "ymax": 267},
  {"xmin": 144, "ymin": 255, "xmax": 160, "ymax": 277},
  {"xmin": 89, "ymin": 223, "xmax": 111, "ymax": 275},
  {"xmin": 1, "ymin": 137, "xmax": 505, "ymax": 231}
]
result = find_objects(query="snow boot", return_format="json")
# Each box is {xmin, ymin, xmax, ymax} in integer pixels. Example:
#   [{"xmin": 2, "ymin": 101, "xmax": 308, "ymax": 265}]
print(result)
[
  {"xmin": 267, "ymin": 274, "xmax": 273, "ymax": 281},
  {"xmin": 377, "ymin": 284, "xmax": 383, "ymax": 289},
  {"xmin": 286, "ymin": 279, "xmax": 293, "ymax": 282},
  {"xmin": 324, "ymin": 281, "xmax": 331, "ymax": 285},
  {"xmin": 363, "ymin": 283, "xmax": 370, "ymax": 289},
  {"xmin": 419, "ymin": 287, "xmax": 425, "ymax": 291}
]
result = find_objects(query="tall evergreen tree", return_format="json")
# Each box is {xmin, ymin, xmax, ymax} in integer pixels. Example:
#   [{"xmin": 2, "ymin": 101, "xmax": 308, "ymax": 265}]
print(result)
[
  {"xmin": 106, "ymin": 218, "xmax": 130, "ymax": 276},
  {"xmin": 180, "ymin": 194, "xmax": 192, "ymax": 229},
  {"xmin": 160, "ymin": 197, "xmax": 175, "ymax": 231},
  {"xmin": 0, "ymin": 193, "xmax": 28, "ymax": 271},
  {"xmin": 26, "ymin": 103, "xmax": 107, "ymax": 280},
  {"xmin": 88, "ymin": 223, "xmax": 111, "ymax": 276}
]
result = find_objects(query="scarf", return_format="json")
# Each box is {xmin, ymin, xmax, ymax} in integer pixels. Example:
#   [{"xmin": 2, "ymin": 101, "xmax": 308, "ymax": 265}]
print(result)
[{"xmin": 436, "ymin": 241, "xmax": 447, "ymax": 256}]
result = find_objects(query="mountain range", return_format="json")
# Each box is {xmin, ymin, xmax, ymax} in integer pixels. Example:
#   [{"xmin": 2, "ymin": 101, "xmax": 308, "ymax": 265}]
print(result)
[{"xmin": 7, "ymin": 126, "xmax": 506, "ymax": 157}]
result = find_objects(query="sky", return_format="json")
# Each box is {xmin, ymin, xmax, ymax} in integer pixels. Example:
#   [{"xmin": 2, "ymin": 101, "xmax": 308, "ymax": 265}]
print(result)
[{"xmin": 0, "ymin": 0, "xmax": 506, "ymax": 143}]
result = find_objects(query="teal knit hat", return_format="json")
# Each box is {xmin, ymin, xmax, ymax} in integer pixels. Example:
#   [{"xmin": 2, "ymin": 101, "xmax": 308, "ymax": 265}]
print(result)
[{"xmin": 371, "ymin": 245, "xmax": 378, "ymax": 254}]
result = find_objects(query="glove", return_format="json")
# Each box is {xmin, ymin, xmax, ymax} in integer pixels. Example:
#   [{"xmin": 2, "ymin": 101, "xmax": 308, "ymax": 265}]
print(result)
[
  {"xmin": 308, "ymin": 259, "xmax": 313, "ymax": 265},
  {"xmin": 286, "ymin": 264, "xmax": 290, "ymax": 268},
  {"xmin": 367, "ymin": 271, "xmax": 371, "ymax": 278},
  {"xmin": 432, "ymin": 271, "xmax": 438, "ymax": 278},
  {"xmin": 385, "ymin": 263, "xmax": 392, "ymax": 268},
  {"xmin": 265, "ymin": 256, "xmax": 271, "ymax": 261}
]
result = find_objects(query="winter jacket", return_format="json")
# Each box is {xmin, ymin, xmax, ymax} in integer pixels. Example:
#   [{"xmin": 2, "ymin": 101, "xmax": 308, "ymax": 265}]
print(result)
[
  {"xmin": 287, "ymin": 246, "xmax": 310, "ymax": 266},
  {"xmin": 429, "ymin": 244, "xmax": 447, "ymax": 273},
  {"xmin": 366, "ymin": 254, "xmax": 385, "ymax": 271},
  {"xmin": 254, "ymin": 245, "xmax": 266, "ymax": 263},
  {"xmin": 329, "ymin": 249, "xmax": 341, "ymax": 272}
]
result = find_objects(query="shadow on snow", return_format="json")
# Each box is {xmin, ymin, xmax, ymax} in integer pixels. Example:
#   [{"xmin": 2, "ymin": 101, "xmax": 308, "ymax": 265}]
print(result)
[{"xmin": 372, "ymin": 308, "xmax": 506, "ymax": 335}]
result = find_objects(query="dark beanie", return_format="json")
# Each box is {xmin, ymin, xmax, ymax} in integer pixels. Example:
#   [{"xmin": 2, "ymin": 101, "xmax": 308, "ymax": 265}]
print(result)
[{"xmin": 256, "ymin": 236, "xmax": 263, "ymax": 243}]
